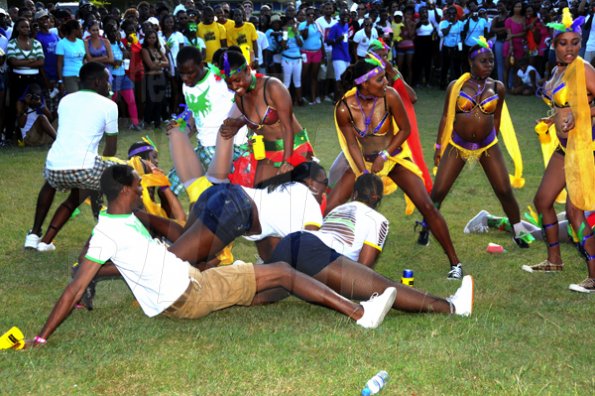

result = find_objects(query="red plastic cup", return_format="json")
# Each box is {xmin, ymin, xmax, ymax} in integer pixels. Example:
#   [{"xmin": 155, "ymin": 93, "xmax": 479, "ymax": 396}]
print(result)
[{"xmin": 486, "ymin": 243, "xmax": 505, "ymax": 253}]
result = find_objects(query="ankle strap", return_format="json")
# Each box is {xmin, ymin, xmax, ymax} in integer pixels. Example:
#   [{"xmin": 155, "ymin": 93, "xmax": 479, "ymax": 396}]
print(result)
[
  {"xmin": 547, "ymin": 241, "xmax": 560, "ymax": 248},
  {"xmin": 542, "ymin": 221, "xmax": 558, "ymax": 230}
]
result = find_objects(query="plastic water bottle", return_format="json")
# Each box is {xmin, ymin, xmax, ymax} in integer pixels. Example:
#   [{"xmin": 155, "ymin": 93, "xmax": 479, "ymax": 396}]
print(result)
[
  {"xmin": 361, "ymin": 370, "xmax": 389, "ymax": 396},
  {"xmin": 401, "ymin": 269, "xmax": 414, "ymax": 287}
]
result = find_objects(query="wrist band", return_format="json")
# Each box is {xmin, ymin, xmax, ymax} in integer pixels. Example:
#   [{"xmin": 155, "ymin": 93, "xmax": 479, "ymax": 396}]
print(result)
[
  {"xmin": 379, "ymin": 150, "xmax": 389, "ymax": 161},
  {"xmin": 34, "ymin": 336, "xmax": 47, "ymax": 345},
  {"xmin": 159, "ymin": 186, "xmax": 169, "ymax": 192},
  {"xmin": 57, "ymin": 80, "xmax": 63, "ymax": 84},
  {"xmin": 362, "ymin": 169, "xmax": 370, "ymax": 174},
  {"xmin": 435, "ymin": 143, "xmax": 441, "ymax": 150}
]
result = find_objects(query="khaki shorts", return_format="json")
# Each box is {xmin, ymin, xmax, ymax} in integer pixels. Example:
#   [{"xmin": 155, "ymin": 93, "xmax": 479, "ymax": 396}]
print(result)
[{"xmin": 163, "ymin": 262, "xmax": 256, "ymax": 319}]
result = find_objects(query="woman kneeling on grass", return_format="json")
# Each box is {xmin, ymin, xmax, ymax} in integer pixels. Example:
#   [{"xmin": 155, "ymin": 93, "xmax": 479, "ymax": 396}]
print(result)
[
  {"xmin": 264, "ymin": 173, "xmax": 474, "ymax": 315},
  {"xmin": 327, "ymin": 55, "xmax": 464, "ymax": 280}
]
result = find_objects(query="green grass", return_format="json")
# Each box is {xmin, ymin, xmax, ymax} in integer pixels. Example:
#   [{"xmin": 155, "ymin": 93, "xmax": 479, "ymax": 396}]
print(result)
[{"xmin": 1, "ymin": 90, "xmax": 593, "ymax": 395}]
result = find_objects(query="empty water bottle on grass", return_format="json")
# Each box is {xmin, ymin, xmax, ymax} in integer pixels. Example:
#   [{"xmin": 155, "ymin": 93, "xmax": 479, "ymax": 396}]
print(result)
[{"xmin": 361, "ymin": 370, "xmax": 389, "ymax": 396}]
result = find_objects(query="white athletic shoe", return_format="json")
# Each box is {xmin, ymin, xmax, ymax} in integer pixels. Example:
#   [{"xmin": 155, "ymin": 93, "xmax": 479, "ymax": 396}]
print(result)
[
  {"xmin": 37, "ymin": 242, "xmax": 56, "ymax": 252},
  {"xmin": 568, "ymin": 278, "xmax": 595, "ymax": 294},
  {"xmin": 464, "ymin": 210, "xmax": 490, "ymax": 234},
  {"xmin": 24, "ymin": 232, "xmax": 40, "ymax": 249},
  {"xmin": 447, "ymin": 275, "xmax": 474, "ymax": 316},
  {"xmin": 356, "ymin": 287, "xmax": 397, "ymax": 329}
]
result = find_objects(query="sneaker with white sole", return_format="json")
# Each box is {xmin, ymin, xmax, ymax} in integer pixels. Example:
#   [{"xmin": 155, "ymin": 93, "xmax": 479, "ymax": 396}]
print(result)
[
  {"xmin": 24, "ymin": 231, "xmax": 40, "ymax": 249},
  {"xmin": 447, "ymin": 275, "xmax": 474, "ymax": 316},
  {"xmin": 37, "ymin": 242, "xmax": 56, "ymax": 252},
  {"xmin": 521, "ymin": 260, "xmax": 563, "ymax": 273},
  {"xmin": 464, "ymin": 210, "xmax": 490, "ymax": 234},
  {"xmin": 356, "ymin": 287, "xmax": 397, "ymax": 329},
  {"xmin": 447, "ymin": 263, "xmax": 463, "ymax": 280},
  {"xmin": 568, "ymin": 278, "xmax": 595, "ymax": 294}
]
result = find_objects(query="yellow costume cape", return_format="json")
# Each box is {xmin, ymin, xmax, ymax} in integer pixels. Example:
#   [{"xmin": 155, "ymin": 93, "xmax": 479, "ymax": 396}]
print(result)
[
  {"xmin": 438, "ymin": 73, "xmax": 525, "ymax": 188},
  {"xmin": 335, "ymin": 87, "xmax": 423, "ymax": 215},
  {"xmin": 565, "ymin": 57, "xmax": 595, "ymax": 210}
]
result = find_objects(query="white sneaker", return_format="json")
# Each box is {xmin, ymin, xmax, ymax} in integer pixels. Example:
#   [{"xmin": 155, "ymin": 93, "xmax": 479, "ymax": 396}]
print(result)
[
  {"xmin": 568, "ymin": 278, "xmax": 595, "ymax": 294},
  {"xmin": 464, "ymin": 210, "xmax": 490, "ymax": 234},
  {"xmin": 37, "ymin": 242, "xmax": 56, "ymax": 252},
  {"xmin": 24, "ymin": 232, "xmax": 40, "ymax": 249},
  {"xmin": 356, "ymin": 287, "xmax": 397, "ymax": 329},
  {"xmin": 315, "ymin": 97, "xmax": 321, "ymax": 104},
  {"xmin": 447, "ymin": 275, "xmax": 474, "ymax": 316}
]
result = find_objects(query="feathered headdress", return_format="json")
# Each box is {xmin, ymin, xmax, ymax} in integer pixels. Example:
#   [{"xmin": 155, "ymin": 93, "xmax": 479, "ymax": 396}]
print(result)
[
  {"xmin": 469, "ymin": 36, "xmax": 493, "ymax": 59},
  {"xmin": 547, "ymin": 8, "xmax": 585, "ymax": 37},
  {"xmin": 355, "ymin": 52, "xmax": 385, "ymax": 85}
]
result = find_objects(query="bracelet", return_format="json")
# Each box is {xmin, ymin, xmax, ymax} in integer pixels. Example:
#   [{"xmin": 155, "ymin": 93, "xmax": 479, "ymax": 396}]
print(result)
[
  {"xmin": 159, "ymin": 186, "xmax": 169, "ymax": 192},
  {"xmin": 57, "ymin": 80, "xmax": 63, "ymax": 84},
  {"xmin": 435, "ymin": 143, "xmax": 441, "ymax": 150},
  {"xmin": 362, "ymin": 169, "xmax": 370, "ymax": 175},
  {"xmin": 378, "ymin": 150, "xmax": 389, "ymax": 161},
  {"xmin": 34, "ymin": 336, "xmax": 47, "ymax": 345}
]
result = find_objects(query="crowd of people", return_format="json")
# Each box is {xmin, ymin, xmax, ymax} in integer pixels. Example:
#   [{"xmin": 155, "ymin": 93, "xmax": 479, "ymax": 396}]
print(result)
[{"xmin": 2, "ymin": 0, "xmax": 593, "ymax": 347}]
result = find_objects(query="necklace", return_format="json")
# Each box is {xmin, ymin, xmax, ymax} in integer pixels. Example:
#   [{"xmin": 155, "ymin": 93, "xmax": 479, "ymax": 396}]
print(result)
[{"xmin": 355, "ymin": 90, "xmax": 377, "ymax": 138}]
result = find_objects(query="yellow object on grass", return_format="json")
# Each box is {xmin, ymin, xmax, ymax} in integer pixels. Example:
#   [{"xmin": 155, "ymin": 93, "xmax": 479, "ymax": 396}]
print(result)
[
  {"xmin": 0, "ymin": 326, "xmax": 25, "ymax": 350},
  {"xmin": 335, "ymin": 87, "xmax": 422, "ymax": 215}
]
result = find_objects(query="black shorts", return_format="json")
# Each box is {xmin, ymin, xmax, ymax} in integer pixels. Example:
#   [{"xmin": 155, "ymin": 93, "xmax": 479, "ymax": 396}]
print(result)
[
  {"xmin": 190, "ymin": 184, "xmax": 253, "ymax": 245},
  {"xmin": 268, "ymin": 231, "xmax": 341, "ymax": 276}
]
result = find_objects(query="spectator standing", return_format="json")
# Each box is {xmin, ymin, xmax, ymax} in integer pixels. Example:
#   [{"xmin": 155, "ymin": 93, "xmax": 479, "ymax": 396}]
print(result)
[
  {"xmin": 326, "ymin": 8, "xmax": 351, "ymax": 100},
  {"xmin": 490, "ymin": 1, "xmax": 508, "ymax": 83},
  {"xmin": 141, "ymin": 30, "xmax": 169, "ymax": 129},
  {"xmin": 33, "ymin": 9, "xmax": 59, "ymax": 114},
  {"xmin": 227, "ymin": 8, "xmax": 258, "ymax": 65},
  {"xmin": 159, "ymin": 14, "xmax": 185, "ymax": 116},
  {"xmin": 414, "ymin": 7, "xmax": 435, "ymax": 86},
  {"xmin": 580, "ymin": 0, "xmax": 595, "ymax": 63},
  {"xmin": 249, "ymin": 15, "xmax": 269, "ymax": 75},
  {"xmin": 265, "ymin": 14, "xmax": 284, "ymax": 78},
  {"xmin": 461, "ymin": 3, "xmax": 488, "ymax": 71},
  {"xmin": 354, "ymin": 17, "xmax": 378, "ymax": 59},
  {"xmin": 121, "ymin": 19, "xmax": 145, "ymax": 121},
  {"xmin": 397, "ymin": 6, "xmax": 416, "ymax": 83},
  {"xmin": 280, "ymin": 18, "xmax": 304, "ymax": 105},
  {"xmin": 525, "ymin": 5, "xmax": 548, "ymax": 75},
  {"xmin": 6, "ymin": 17, "xmax": 44, "ymax": 144},
  {"xmin": 299, "ymin": 7, "xmax": 324, "ymax": 104},
  {"xmin": 315, "ymin": 1, "xmax": 337, "ymax": 101},
  {"xmin": 56, "ymin": 19, "xmax": 85, "ymax": 94},
  {"xmin": 84, "ymin": 20, "xmax": 113, "ymax": 66},
  {"xmin": 105, "ymin": 21, "xmax": 140, "ymax": 130},
  {"xmin": 438, "ymin": 7, "xmax": 464, "ymax": 89},
  {"xmin": 197, "ymin": 6, "xmax": 226, "ymax": 63},
  {"xmin": 504, "ymin": 1, "xmax": 527, "ymax": 89}
]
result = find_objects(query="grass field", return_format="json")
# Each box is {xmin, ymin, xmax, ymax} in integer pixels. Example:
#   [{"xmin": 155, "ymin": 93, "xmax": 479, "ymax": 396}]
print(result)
[{"xmin": 0, "ymin": 89, "xmax": 593, "ymax": 395}]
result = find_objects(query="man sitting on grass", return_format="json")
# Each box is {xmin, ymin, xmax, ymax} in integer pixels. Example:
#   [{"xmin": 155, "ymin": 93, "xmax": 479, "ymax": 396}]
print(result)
[{"xmin": 27, "ymin": 165, "xmax": 397, "ymax": 347}]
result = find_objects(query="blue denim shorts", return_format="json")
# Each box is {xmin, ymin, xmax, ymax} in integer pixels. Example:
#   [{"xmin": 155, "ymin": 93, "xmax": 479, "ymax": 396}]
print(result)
[{"xmin": 190, "ymin": 184, "xmax": 253, "ymax": 245}]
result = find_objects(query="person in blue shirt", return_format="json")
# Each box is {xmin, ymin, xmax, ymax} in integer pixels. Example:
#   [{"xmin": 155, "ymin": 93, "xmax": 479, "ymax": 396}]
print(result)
[
  {"xmin": 280, "ymin": 18, "xmax": 304, "ymax": 105},
  {"xmin": 56, "ymin": 19, "xmax": 86, "ymax": 95},
  {"xmin": 438, "ymin": 6, "xmax": 464, "ymax": 89},
  {"xmin": 326, "ymin": 9, "xmax": 351, "ymax": 100},
  {"xmin": 461, "ymin": 3, "xmax": 488, "ymax": 72},
  {"xmin": 298, "ymin": 7, "xmax": 324, "ymax": 104}
]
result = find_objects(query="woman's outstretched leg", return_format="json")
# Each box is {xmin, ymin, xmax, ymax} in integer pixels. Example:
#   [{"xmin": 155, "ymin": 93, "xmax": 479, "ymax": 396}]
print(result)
[
  {"xmin": 479, "ymin": 145, "xmax": 527, "ymax": 246},
  {"xmin": 315, "ymin": 256, "xmax": 455, "ymax": 313},
  {"xmin": 529, "ymin": 152, "xmax": 566, "ymax": 270},
  {"xmin": 390, "ymin": 164, "xmax": 462, "ymax": 278}
]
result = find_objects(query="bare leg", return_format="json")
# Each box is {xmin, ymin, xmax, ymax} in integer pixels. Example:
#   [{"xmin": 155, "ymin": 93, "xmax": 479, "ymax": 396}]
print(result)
[
  {"xmin": 254, "ymin": 159, "xmax": 280, "ymax": 186},
  {"xmin": 41, "ymin": 188, "xmax": 92, "ymax": 244},
  {"xmin": 31, "ymin": 181, "xmax": 56, "ymax": 236},
  {"xmin": 533, "ymin": 152, "xmax": 566, "ymax": 264},
  {"xmin": 315, "ymin": 256, "xmax": 452, "ymax": 313},
  {"xmin": 390, "ymin": 164, "xmax": 460, "ymax": 265},
  {"xmin": 37, "ymin": 115, "xmax": 57, "ymax": 140},
  {"xmin": 253, "ymin": 262, "xmax": 363, "ymax": 320},
  {"xmin": 479, "ymin": 144, "xmax": 521, "ymax": 226},
  {"xmin": 206, "ymin": 131, "xmax": 235, "ymax": 183},
  {"xmin": 566, "ymin": 201, "xmax": 595, "ymax": 278},
  {"xmin": 168, "ymin": 127, "xmax": 204, "ymax": 185},
  {"xmin": 325, "ymin": 168, "xmax": 355, "ymax": 215},
  {"xmin": 430, "ymin": 144, "xmax": 466, "ymax": 206},
  {"xmin": 169, "ymin": 218, "xmax": 226, "ymax": 265}
]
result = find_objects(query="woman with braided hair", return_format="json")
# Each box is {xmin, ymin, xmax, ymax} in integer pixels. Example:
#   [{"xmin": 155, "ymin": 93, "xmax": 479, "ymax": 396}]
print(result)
[
  {"xmin": 326, "ymin": 55, "xmax": 464, "ymax": 280},
  {"xmin": 417, "ymin": 36, "xmax": 528, "ymax": 256},
  {"xmin": 523, "ymin": 9, "xmax": 595, "ymax": 294}
]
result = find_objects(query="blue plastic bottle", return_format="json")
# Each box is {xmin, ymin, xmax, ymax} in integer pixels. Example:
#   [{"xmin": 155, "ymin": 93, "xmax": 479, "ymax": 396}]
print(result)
[{"xmin": 361, "ymin": 370, "xmax": 389, "ymax": 396}]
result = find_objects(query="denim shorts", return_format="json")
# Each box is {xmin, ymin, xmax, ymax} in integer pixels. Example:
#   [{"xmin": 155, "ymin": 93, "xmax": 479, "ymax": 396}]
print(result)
[{"xmin": 190, "ymin": 184, "xmax": 253, "ymax": 245}]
